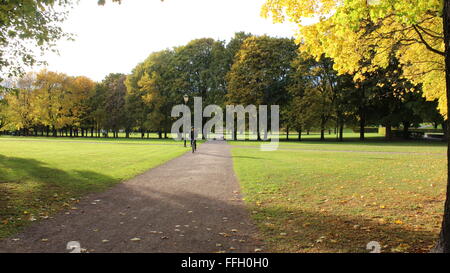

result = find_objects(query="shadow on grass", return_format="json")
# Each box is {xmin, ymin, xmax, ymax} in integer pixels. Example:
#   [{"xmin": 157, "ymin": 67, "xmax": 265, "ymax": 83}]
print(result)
[
  {"xmin": 0, "ymin": 154, "xmax": 440, "ymax": 253},
  {"xmin": 252, "ymin": 206, "xmax": 437, "ymax": 253},
  {"xmin": 0, "ymin": 182, "xmax": 264, "ymax": 253},
  {"xmin": 0, "ymin": 154, "xmax": 116, "ymax": 238}
]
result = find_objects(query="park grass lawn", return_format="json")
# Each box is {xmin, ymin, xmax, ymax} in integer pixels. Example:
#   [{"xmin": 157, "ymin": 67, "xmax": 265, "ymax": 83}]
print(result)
[
  {"xmin": 0, "ymin": 135, "xmax": 182, "ymax": 145},
  {"xmin": 0, "ymin": 137, "xmax": 188, "ymax": 239},
  {"xmin": 231, "ymin": 141, "xmax": 447, "ymax": 253},
  {"xmin": 230, "ymin": 138, "xmax": 446, "ymax": 153}
]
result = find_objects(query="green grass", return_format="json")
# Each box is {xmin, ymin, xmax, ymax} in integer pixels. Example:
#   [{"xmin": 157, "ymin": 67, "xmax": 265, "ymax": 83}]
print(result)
[
  {"xmin": 0, "ymin": 135, "xmax": 182, "ymax": 145},
  {"xmin": 0, "ymin": 137, "xmax": 188, "ymax": 238},
  {"xmin": 231, "ymin": 141, "xmax": 447, "ymax": 253},
  {"xmin": 231, "ymin": 139, "xmax": 446, "ymax": 153}
]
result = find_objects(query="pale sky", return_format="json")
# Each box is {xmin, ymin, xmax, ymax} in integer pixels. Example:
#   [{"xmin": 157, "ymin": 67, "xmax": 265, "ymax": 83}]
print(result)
[{"xmin": 38, "ymin": 0, "xmax": 297, "ymax": 82}]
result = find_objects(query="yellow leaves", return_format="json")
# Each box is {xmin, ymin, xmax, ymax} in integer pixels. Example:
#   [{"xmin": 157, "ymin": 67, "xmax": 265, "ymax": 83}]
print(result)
[
  {"xmin": 391, "ymin": 243, "xmax": 410, "ymax": 253},
  {"xmin": 261, "ymin": 0, "xmax": 340, "ymax": 24},
  {"xmin": 4, "ymin": 69, "xmax": 95, "ymax": 131},
  {"xmin": 262, "ymin": 0, "xmax": 447, "ymax": 117}
]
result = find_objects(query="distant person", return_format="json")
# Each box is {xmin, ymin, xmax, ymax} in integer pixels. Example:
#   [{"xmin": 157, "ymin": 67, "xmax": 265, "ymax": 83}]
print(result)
[{"xmin": 190, "ymin": 127, "xmax": 198, "ymax": 153}]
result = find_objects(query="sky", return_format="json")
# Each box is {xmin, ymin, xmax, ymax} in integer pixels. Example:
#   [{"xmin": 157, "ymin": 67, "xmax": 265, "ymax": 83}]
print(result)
[{"xmin": 38, "ymin": 0, "xmax": 297, "ymax": 82}]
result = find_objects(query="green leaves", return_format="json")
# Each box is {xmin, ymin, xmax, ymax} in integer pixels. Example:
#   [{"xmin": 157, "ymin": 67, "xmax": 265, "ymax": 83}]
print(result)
[
  {"xmin": 0, "ymin": 0, "xmax": 74, "ymax": 81},
  {"xmin": 227, "ymin": 35, "xmax": 297, "ymax": 106}
]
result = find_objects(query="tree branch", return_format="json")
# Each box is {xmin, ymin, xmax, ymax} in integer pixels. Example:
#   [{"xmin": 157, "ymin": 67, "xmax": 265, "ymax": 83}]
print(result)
[{"xmin": 413, "ymin": 24, "xmax": 445, "ymax": 56}]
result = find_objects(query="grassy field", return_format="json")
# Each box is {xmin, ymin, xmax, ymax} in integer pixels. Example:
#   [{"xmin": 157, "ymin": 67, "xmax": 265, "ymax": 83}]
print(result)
[
  {"xmin": 231, "ymin": 140, "xmax": 447, "ymax": 253},
  {"xmin": 0, "ymin": 137, "xmax": 188, "ymax": 238},
  {"xmin": 231, "ymin": 138, "xmax": 446, "ymax": 153},
  {"xmin": 0, "ymin": 135, "xmax": 181, "ymax": 145}
]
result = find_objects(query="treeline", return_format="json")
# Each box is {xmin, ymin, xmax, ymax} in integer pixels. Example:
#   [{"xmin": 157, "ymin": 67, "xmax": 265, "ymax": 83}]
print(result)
[{"xmin": 0, "ymin": 32, "xmax": 445, "ymax": 140}]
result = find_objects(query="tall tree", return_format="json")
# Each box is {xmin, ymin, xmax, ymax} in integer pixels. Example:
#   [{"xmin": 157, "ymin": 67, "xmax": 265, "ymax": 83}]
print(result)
[
  {"xmin": 137, "ymin": 50, "xmax": 177, "ymax": 138},
  {"xmin": 175, "ymin": 38, "xmax": 229, "ymax": 106},
  {"xmin": 227, "ymin": 35, "xmax": 298, "ymax": 139},
  {"xmin": 102, "ymin": 73, "xmax": 127, "ymax": 138},
  {"xmin": 127, "ymin": 50, "xmax": 180, "ymax": 138},
  {"xmin": 2, "ymin": 73, "xmax": 37, "ymax": 135},
  {"xmin": 33, "ymin": 70, "xmax": 72, "ymax": 136},
  {"xmin": 70, "ymin": 76, "xmax": 95, "ymax": 137},
  {"xmin": 126, "ymin": 62, "xmax": 151, "ymax": 138}
]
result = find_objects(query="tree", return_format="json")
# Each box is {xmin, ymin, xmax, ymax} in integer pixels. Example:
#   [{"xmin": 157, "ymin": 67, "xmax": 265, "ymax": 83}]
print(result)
[
  {"xmin": 2, "ymin": 73, "xmax": 38, "ymax": 135},
  {"xmin": 0, "ymin": 89, "xmax": 7, "ymax": 133},
  {"xmin": 225, "ymin": 32, "xmax": 254, "ymax": 70},
  {"xmin": 304, "ymin": 55, "xmax": 338, "ymax": 140},
  {"xmin": 102, "ymin": 74, "xmax": 127, "ymax": 138},
  {"xmin": 287, "ymin": 54, "xmax": 338, "ymax": 140},
  {"xmin": 0, "ymin": 1, "xmax": 73, "ymax": 81},
  {"xmin": 87, "ymin": 83, "xmax": 108, "ymax": 138},
  {"xmin": 126, "ymin": 62, "xmax": 151, "ymax": 138},
  {"xmin": 227, "ymin": 35, "xmax": 298, "ymax": 140},
  {"xmin": 175, "ymin": 38, "xmax": 229, "ymax": 107},
  {"xmin": 32, "ymin": 70, "xmax": 72, "ymax": 136},
  {"xmin": 67, "ymin": 76, "xmax": 95, "ymax": 137},
  {"xmin": 262, "ymin": 0, "xmax": 450, "ymax": 252},
  {"xmin": 127, "ymin": 49, "xmax": 180, "ymax": 139}
]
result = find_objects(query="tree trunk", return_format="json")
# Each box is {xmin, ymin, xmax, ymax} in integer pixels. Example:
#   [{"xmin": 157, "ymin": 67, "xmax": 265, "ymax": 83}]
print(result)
[
  {"xmin": 434, "ymin": 0, "xmax": 450, "ymax": 253},
  {"xmin": 359, "ymin": 109, "xmax": 365, "ymax": 141},
  {"xmin": 403, "ymin": 122, "xmax": 410, "ymax": 140},
  {"xmin": 320, "ymin": 116, "xmax": 326, "ymax": 141},
  {"xmin": 286, "ymin": 126, "xmax": 290, "ymax": 141},
  {"xmin": 443, "ymin": 121, "xmax": 449, "ymax": 141},
  {"xmin": 386, "ymin": 124, "xmax": 392, "ymax": 140},
  {"xmin": 339, "ymin": 123, "xmax": 344, "ymax": 142},
  {"xmin": 298, "ymin": 127, "xmax": 302, "ymax": 141}
]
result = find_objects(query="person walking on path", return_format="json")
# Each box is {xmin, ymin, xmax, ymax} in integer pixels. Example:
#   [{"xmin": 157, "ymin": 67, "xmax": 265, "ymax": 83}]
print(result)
[{"xmin": 190, "ymin": 127, "xmax": 198, "ymax": 153}]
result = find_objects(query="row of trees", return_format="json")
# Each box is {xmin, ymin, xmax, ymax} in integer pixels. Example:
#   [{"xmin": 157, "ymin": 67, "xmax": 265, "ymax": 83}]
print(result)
[
  {"xmin": 1, "ymin": 0, "xmax": 450, "ymax": 252},
  {"xmin": 0, "ymin": 32, "xmax": 444, "ymax": 140}
]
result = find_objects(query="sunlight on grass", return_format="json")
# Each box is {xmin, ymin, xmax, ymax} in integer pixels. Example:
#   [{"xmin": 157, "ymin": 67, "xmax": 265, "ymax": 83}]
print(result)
[
  {"xmin": 0, "ymin": 138, "xmax": 187, "ymax": 238},
  {"xmin": 231, "ymin": 141, "xmax": 447, "ymax": 253}
]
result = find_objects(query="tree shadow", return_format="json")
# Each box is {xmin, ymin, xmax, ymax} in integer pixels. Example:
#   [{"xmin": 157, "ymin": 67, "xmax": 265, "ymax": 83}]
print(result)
[
  {"xmin": 0, "ymin": 180, "xmax": 264, "ymax": 253},
  {"xmin": 252, "ymin": 206, "xmax": 438, "ymax": 253},
  {"xmin": 0, "ymin": 154, "xmax": 440, "ymax": 253},
  {"xmin": 0, "ymin": 154, "xmax": 116, "ymax": 238}
]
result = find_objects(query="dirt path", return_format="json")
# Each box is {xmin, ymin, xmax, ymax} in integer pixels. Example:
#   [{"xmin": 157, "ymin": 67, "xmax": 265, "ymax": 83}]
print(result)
[{"xmin": 0, "ymin": 141, "xmax": 263, "ymax": 253}]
